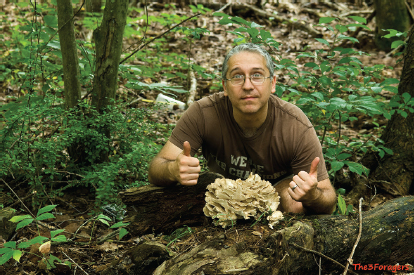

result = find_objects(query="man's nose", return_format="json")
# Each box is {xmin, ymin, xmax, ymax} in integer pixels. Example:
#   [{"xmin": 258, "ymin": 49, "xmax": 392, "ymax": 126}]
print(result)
[{"xmin": 242, "ymin": 76, "xmax": 254, "ymax": 89}]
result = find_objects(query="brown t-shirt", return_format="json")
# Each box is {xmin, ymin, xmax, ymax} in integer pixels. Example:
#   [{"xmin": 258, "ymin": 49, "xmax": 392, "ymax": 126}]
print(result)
[{"xmin": 169, "ymin": 92, "xmax": 329, "ymax": 183}]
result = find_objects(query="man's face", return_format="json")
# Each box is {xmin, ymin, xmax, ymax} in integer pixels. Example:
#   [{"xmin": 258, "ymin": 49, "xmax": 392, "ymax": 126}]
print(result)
[{"xmin": 222, "ymin": 51, "xmax": 276, "ymax": 117}]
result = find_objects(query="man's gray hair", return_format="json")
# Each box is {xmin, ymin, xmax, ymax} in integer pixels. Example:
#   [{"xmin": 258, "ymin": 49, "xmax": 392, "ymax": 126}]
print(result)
[{"xmin": 222, "ymin": 43, "xmax": 274, "ymax": 80}]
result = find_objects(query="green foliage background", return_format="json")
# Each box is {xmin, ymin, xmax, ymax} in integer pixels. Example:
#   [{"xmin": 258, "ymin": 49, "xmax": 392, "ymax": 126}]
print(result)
[{"xmin": 1, "ymin": 2, "xmax": 414, "ymax": 211}]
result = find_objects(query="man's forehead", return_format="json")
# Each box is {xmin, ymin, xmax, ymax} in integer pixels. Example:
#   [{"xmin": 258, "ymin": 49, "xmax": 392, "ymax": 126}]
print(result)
[{"xmin": 227, "ymin": 52, "xmax": 267, "ymax": 72}]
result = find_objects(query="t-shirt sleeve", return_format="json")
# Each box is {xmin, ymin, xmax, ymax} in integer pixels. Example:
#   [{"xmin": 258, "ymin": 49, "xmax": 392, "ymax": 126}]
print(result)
[
  {"xmin": 291, "ymin": 127, "xmax": 329, "ymax": 182},
  {"xmin": 169, "ymin": 102, "xmax": 204, "ymax": 156}
]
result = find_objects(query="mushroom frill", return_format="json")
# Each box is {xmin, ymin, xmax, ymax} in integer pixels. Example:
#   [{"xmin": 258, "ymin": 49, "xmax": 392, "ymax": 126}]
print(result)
[{"xmin": 203, "ymin": 173, "xmax": 284, "ymax": 229}]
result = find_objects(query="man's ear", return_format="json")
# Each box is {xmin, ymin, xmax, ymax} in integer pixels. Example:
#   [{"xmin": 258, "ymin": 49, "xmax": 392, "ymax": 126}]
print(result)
[
  {"xmin": 271, "ymin": 75, "xmax": 277, "ymax": 92},
  {"xmin": 222, "ymin": 79, "xmax": 228, "ymax": 96}
]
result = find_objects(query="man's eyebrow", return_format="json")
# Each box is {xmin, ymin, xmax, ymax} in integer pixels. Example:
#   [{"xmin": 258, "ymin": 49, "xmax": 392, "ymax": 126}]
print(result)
[{"xmin": 229, "ymin": 67, "xmax": 266, "ymax": 74}]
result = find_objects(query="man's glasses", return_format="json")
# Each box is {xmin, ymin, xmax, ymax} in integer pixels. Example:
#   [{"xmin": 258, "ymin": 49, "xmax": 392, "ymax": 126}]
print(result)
[{"xmin": 224, "ymin": 74, "xmax": 271, "ymax": 86}]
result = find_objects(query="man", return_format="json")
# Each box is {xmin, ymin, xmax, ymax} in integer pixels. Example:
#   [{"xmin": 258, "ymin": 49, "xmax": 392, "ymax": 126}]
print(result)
[{"xmin": 148, "ymin": 43, "xmax": 336, "ymax": 214}]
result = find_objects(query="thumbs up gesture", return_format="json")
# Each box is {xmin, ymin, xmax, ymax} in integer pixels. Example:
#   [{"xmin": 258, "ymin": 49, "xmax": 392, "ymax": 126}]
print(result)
[
  {"xmin": 288, "ymin": 157, "xmax": 321, "ymax": 203},
  {"xmin": 173, "ymin": 141, "xmax": 201, "ymax": 186}
]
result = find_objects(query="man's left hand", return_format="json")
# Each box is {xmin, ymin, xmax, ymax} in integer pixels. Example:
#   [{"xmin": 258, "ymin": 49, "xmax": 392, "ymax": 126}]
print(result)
[{"xmin": 288, "ymin": 157, "xmax": 322, "ymax": 204}]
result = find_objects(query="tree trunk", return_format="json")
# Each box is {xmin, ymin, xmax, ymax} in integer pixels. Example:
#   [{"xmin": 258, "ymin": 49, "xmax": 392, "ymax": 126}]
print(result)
[
  {"xmin": 361, "ymin": 27, "xmax": 414, "ymax": 197},
  {"xmin": 86, "ymin": 0, "xmax": 102, "ymax": 13},
  {"xmin": 374, "ymin": 0, "xmax": 411, "ymax": 51},
  {"xmin": 91, "ymin": 0, "xmax": 128, "ymax": 112},
  {"xmin": 57, "ymin": 0, "xmax": 81, "ymax": 110}
]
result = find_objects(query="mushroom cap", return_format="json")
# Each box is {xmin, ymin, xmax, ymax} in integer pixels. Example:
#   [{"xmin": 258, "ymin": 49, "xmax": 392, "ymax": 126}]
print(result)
[{"xmin": 203, "ymin": 173, "xmax": 284, "ymax": 228}]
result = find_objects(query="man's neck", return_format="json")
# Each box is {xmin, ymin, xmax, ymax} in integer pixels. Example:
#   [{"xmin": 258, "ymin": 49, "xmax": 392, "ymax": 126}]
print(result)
[{"xmin": 233, "ymin": 103, "xmax": 268, "ymax": 137}]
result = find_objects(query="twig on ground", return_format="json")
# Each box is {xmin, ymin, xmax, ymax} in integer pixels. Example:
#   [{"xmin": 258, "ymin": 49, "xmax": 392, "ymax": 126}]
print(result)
[
  {"xmin": 2, "ymin": 179, "xmax": 35, "ymax": 218},
  {"xmin": 61, "ymin": 251, "xmax": 89, "ymax": 275},
  {"xmin": 7, "ymin": 193, "xmax": 34, "ymax": 208},
  {"xmin": 216, "ymin": 2, "xmax": 231, "ymax": 13},
  {"xmin": 291, "ymin": 243, "xmax": 359, "ymax": 275},
  {"xmin": 97, "ymin": 228, "xmax": 121, "ymax": 244},
  {"xmin": 343, "ymin": 197, "xmax": 364, "ymax": 275},
  {"xmin": 244, "ymin": 3, "xmax": 322, "ymax": 38},
  {"xmin": 406, "ymin": 0, "xmax": 414, "ymax": 21},
  {"xmin": 120, "ymin": 13, "xmax": 201, "ymax": 64}
]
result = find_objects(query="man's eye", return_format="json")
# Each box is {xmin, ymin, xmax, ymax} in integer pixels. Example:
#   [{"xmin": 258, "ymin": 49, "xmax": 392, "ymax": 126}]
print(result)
[
  {"xmin": 252, "ymin": 73, "xmax": 263, "ymax": 78},
  {"xmin": 232, "ymin": 75, "xmax": 244, "ymax": 79}
]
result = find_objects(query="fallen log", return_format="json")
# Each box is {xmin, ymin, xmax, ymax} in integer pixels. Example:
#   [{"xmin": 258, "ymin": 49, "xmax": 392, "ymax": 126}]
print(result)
[
  {"xmin": 118, "ymin": 172, "xmax": 224, "ymax": 236},
  {"xmin": 153, "ymin": 196, "xmax": 414, "ymax": 275},
  {"xmin": 118, "ymin": 174, "xmax": 414, "ymax": 275}
]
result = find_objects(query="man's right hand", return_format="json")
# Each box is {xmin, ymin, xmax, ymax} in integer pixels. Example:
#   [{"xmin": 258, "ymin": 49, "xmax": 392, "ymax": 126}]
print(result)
[{"xmin": 170, "ymin": 141, "xmax": 201, "ymax": 185}]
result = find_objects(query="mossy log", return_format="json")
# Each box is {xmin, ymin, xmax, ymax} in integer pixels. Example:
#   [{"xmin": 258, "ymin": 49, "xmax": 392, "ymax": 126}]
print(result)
[
  {"xmin": 153, "ymin": 196, "xmax": 414, "ymax": 275},
  {"xmin": 118, "ymin": 175, "xmax": 413, "ymax": 275},
  {"xmin": 118, "ymin": 172, "xmax": 224, "ymax": 236}
]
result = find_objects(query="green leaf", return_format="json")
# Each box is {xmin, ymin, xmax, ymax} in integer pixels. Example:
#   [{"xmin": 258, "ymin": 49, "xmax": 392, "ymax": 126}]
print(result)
[
  {"xmin": 337, "ymin": 194, "xmax": 346, "ymax": 215},
  {"xmin": 110, "ymin": 222, "xmax": 130, "ymax": 229},
  {"xmin": 391, "ymin": 40, "xmax": 404, "ymax": 49},
  {"xmin": 345, "ymin": 161, "xmax": 370, "ymax": 176},
  {"xmin": 36, "ymin": 213, "xmax": 55, "ymax": 221},
  {"xmin": 304, "ymin": 62, "xmax": 318, "ymax": 68},
  {"xmin": 37, "ymin": 205, "xmax": 57, "ymax": 216},
  {"xmin": 337, "ymin": 153, "xmax": 352, "ymax": 160},
  {"xmin": 9, "ymin": 215, "xmax": 32, "ymax": 223},
  {"xmin": 44, "ymin": 15, "xmax": 58, "ymax": 28},
  {"xmin": 346, "ymin": 23, "xmax": 371, "ymax": 31},
  {"xmin": 50, "ymin": 229, "xmax": 65, "ymax": 238},
  {"xmin": 335, "ymin": 24, "xmax": 348, "ymax": 33},
  {"xmin": 371, "ymin": 87, "xmax": 382, "ymax": 93},
  {"xmin": 336, "ymin": 188, "xmax": 346, "ymax": 195},
  {"xmin": 346, "ymin": 204, "xmax": 354, "ymax": 214},
  {"xmin": 250, "ymin": 22, "xmax": 262, "ymax": 28},
  {"xmin": 337, "ymin": 35, "xmax": 359, "ymax": 43},
  {"xmin": 315, "ymin": 38, "xmax": 330, "ymax": 46},
  {"xmin": 4, "ymin": 241, "xmax": 16, "ymax": 249},
  {"xmin": 319, "ymin": 17, "xmax": 336, "ymax": 24},
  {"xmin": 330, "ymin": 161, "xmax": 344, "ymax": 172},
  {"xmin": 402, "ymin": 92, "xmax": 411, "ymax": 103},
  {"xmin": 119, "ymin": 228, "xmax": 129, "ymax": 240},
  {"xmin": 51, "ymin": 235, "xmax": 67, "ymax": 242},
  {"xmin": 97, "ymin": 214, "xmax": 111, "ymax": 221},
  {"xmin": 16, "ymin": 218, "xmax": 34, "ymax": 230},
  {"xmin": 99, "ymin": 219, "xmax": 110, "ymax": 226},
  {"xmin": 213, "ymin": 12, "xmax": 228, "ymax": 17},
  {"xmin": 0, "ymin": 250, "xmax": 13, "ymax": 265},
  {"xmin": 348, "ymin": 16, "xmax": 367, "ymax": 24},
  {"xmin": 311, "ymin": 92, "xmax": 324, "ymax": 101},
  {"xmin": 381, "ymin": 78, "xmax": 399, "ymax": 85},
  {"xmin": 13, "ymin": 250, "xmax": 23, "ymax": 262}
]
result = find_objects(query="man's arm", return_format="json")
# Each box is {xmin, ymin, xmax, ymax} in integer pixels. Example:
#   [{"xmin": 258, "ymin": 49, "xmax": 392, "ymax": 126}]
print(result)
[
  {"xmin": 148, "ymin": 141, "xmax": 201, "ymax": 187},
  {"xmin": 275, "ymin": 157, "xmax": 336, "ymax": 214}
]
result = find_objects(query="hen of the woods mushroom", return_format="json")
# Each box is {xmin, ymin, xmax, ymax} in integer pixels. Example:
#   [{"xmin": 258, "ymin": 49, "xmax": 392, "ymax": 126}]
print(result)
[{"xmin": 203, "ymin": 173, "xmax": 284, "ymax": 229}]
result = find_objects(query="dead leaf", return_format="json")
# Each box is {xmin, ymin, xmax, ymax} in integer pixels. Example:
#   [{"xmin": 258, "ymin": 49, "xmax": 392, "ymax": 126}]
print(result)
[
  {"xmin": 98, "ymin": 242, "xmax": 122, "ymax": 252},
  {"xmin": 39, "ymin": 241, "xmax": 51, "ymax": 254}
]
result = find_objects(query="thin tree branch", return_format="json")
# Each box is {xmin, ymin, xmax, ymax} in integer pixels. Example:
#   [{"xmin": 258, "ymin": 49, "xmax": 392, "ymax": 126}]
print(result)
[
  {"xmin": 291, "ymin": 243, "xmax": 359, "ymax": 275},
  {"xmin": 119, "ymin": 13, "xmax": 201, "ymax": 64},
  {"xmin": 343, "ymin": 197, "xmax": 364, "ymax": 275},
  {"xmin": 61, "ymin": 251, "xmax": 89, "ymax": 275},
  {"xmin": 2, "ymin": 179, "xmax": 35, "ymax": 218}
]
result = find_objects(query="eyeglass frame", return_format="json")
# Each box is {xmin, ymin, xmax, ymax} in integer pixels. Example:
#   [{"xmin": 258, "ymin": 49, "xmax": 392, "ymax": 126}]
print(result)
[{"xmin": 223, "ymin": 74, "xmax": 272, "ymax": 86}]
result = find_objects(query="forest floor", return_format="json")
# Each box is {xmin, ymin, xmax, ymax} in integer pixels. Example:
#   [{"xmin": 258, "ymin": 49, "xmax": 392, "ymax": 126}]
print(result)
[{"xmin": 1, "ymin": 1, "xmax": 410, "ymax": 274}]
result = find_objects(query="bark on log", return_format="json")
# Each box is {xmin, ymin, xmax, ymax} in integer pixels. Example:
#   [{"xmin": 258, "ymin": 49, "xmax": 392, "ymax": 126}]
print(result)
[
  {"xmin": 109, "ymin": 195, "xmax": 414, "ymax": 275},
  {"xmin": 154, "ymin": 196, "xmax": 414, "ymax": 275},
  {"xmin": 119, "ymin": 172, "xmax": 224, "ymax": 236}
]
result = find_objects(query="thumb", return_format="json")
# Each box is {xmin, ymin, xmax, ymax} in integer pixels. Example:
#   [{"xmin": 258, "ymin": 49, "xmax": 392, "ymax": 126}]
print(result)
[
  {"xmin": 183, "ymin": 141, "xmax": 191, "ymax": 157},
  {"xmin": 309, "ymin": 157, "xmax": 319, "ymax": 178}
]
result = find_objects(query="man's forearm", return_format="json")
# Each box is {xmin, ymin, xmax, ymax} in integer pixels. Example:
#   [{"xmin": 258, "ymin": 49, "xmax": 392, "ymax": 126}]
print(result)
[
  {"xmin": 302, "ymin": 187, "xmax": 336, "ymax": 214},
  {"xmin": 148, "ymin": 157, "xmax": 178, "ymax": 187}
]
